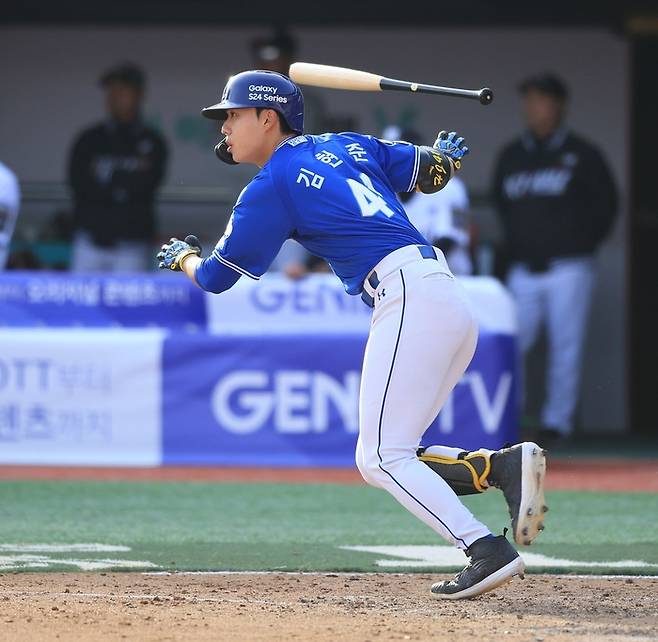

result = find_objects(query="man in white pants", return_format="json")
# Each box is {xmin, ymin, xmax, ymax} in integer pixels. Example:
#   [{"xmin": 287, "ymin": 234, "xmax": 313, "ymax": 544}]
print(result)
[
  {"xmin": 157, "ymin": 70, "xmax": 547, "ymax": 599},
  {"xmin": 68, "ymin": 63, "xmax": 167, "ymax": 272},
  {"xmin": 493, "ymin": 74, "xmax": 617, "ymax": 443}
]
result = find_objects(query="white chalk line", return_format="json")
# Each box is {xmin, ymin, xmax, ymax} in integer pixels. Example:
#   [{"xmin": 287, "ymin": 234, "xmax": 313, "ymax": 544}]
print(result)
[
  {"xmin": 142, "ymin": 570, "xmax": 658, "ymax": 580},
  {"xmin": 341, "ymin": 545, "xmax": 658, "ymax": 571},
  {"xmin": 0, "ymin": 543, "xmax": 157, "ymax": 571},
  {"xmin": 0, "ymin": 544, "xmax": 130, "ymax": 553}
]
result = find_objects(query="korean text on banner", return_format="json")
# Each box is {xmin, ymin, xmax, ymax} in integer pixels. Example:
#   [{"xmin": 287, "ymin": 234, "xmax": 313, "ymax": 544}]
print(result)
[
  {"xmin": 0, "ymin": 329, "xmax": 163, "ymax": 465},
  {"xmin": 0, "ymin": 273, "xmax": 206, "ymax": 329}
]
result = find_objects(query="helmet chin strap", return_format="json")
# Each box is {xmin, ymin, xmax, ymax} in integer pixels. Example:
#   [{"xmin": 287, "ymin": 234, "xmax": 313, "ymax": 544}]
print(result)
[{"xmin": 214, "ymin": 136, "xmax": 239, "ymax": 165}]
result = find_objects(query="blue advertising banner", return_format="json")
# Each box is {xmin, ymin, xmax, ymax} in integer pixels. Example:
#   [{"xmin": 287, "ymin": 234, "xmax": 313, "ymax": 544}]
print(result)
[
  {"xmin": 0, "ymin": 273, "xmax": 518, "ymax": 466},
  {"xmin": 162, "ymin": 332, "xmax": 517, "ymax": 467},
  {"xmin": 162, "ymin": 334, "xmax": 365, "ymax": 466},
  {"xmin": 0, "ymin": 272, "xmax": 206, "ymax": 329}
]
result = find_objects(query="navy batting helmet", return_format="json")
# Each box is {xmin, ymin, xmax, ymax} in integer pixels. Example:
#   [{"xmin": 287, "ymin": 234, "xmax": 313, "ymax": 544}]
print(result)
[{"xmin": 202, "ymin": 70, "xmax": 304, "ymax": 134}]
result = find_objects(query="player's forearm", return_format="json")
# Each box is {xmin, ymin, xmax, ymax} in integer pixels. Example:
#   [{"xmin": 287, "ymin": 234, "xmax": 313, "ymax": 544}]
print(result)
[
  {"xmin": 180, "ymin": 254, "xmax": 202, "ymax": 286},
  {"xmin": 157, "ymin": 236, "xmax": 242, "ymax": 294},
  {"xmin": 180, "ymin": 254, "xmax": 240, "ymax": 294},
  {"xmin": 415, "ymin": 130, "xmax": 469, "ymax": 194},
  {"xmin": 416, "ymin": 147, "xmax": 458, "ymax": 194},
  {"xmin": 191, "ymin": 255, "xmax": 242, "ymax": 294}
]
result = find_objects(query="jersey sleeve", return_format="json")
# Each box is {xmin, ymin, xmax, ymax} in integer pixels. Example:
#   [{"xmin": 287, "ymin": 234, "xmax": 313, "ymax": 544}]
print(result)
[
  {"xmin": 198, "ymin": 173, "xmax": 293, "ymax": 285},
  {"xmin": 361, "ymin": 135, "xmax": 421, "ymax": 193}
]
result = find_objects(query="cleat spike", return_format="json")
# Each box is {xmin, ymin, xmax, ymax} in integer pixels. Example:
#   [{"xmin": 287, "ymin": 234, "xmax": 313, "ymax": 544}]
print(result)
[
  {"xmin": 522, "ymin": 527, "xmax": 529, "ymax": 536},
  {"xmin": 527, "ymin": 508, "xmax": 534, "ymax": 516},
  {"xmin": 538, "ymin": 523, "xmax": 545, "ymax": 531},
  {"xmin": 542, "ymin": 505, "xmax": 549, "ymax": 513}
]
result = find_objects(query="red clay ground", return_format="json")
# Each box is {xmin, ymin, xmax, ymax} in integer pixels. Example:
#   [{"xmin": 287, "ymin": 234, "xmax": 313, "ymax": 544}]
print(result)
[{"xmin": 0, "ymin": 459, "xmax": 656, "ymax": 491}]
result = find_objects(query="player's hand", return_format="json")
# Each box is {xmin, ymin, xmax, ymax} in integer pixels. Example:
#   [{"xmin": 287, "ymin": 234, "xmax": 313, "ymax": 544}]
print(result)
[
  {"xmin": 157, "ymin": 235, "xmax": 202, "ymax": 271},
  {"xmin": 434, "ymin": 131, "xmax": 469, "ymax": 163}
]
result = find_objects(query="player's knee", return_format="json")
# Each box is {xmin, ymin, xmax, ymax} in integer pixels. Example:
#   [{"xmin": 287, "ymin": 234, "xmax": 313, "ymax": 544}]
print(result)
[
  {"xmin": 378, "ymin": 442, "xmax": 411, "ymax": 461},
  {"xmin": 355, "ymin": 449, "xmax": 383, "ymax": 488},
  {"xmin": 377, "ymin": 446, "xmax": 418, "ymax": 478}
]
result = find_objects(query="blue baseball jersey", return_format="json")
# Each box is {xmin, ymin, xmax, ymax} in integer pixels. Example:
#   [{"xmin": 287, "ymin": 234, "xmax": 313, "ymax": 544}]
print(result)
[{"xmin": 196, "ymin": 132, "xmax": 429, "ymax": 295}]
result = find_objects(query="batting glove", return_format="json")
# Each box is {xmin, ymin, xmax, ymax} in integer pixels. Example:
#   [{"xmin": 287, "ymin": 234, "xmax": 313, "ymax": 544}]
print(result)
[
  {"xmin": 434, "ymin": 131, "xmax": 470, "ymax": 162},
  {"xmin": 157, "ymin": 235, "xmax": 202, "ymax": 271}
]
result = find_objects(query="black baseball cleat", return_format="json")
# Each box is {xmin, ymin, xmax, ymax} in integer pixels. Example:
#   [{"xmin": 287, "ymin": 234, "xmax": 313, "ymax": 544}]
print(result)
[
  {"xmin": 430, "ymin": 533, "xmax": 525, "ymax": 600},
  {"xmin": 489, "ymin": 442, "xmax": 548, "ymax": 546}
]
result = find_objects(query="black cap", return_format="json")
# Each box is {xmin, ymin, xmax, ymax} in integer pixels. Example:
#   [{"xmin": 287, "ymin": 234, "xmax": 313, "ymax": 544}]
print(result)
[
  {"xmin": 519, "ymin": 73, "xmax": 568, "ymax": 100},
  {"xmin": 251, "ymin": 30, "xmax": 297, "ymax": 62},
  {"xmin": 99, "ymin": 63, "xmax": 146, "ymax": 90}
]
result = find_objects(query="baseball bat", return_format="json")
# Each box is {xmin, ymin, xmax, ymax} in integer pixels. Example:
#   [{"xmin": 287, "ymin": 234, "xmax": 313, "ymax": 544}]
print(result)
[{"xmin": 289, "ymin": 62, "xmax": 493, "ymax": 106}]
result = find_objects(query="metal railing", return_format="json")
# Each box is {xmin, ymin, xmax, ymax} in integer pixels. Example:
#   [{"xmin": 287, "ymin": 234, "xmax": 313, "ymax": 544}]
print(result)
[{"xmin": 19, "ymin": 182, "xmax": 237, "ymax": 206}]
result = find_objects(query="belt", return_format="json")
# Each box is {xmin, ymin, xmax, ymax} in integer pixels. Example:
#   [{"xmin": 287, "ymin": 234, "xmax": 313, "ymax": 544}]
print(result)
[{"xmin": 361, "ymin": 245, "xmax": 438, "ymax": 308}]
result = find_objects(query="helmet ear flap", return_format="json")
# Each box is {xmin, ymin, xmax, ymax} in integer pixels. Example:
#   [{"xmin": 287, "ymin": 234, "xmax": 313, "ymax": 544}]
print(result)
[{"xmin": 214, "ymin": 136, "xmax": 239, "ymax": 165}]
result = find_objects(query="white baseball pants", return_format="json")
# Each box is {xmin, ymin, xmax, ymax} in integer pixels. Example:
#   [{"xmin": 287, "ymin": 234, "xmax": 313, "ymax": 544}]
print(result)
[
  {"xmin": 356, "ymin": 245, "xmax": 491, "ymax": 550},
  {"xmin": 507, "ymin": 258, "xmax": 595, "ymax": 433},
  {"xmin": 72, "ymin": 232, "xmax": 151, "ymax": 273}
]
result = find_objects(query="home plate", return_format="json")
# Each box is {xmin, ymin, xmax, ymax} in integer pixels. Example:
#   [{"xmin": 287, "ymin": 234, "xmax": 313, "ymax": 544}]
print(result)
[{"xmin": 341, "ymin": 546, "xmax": 658, "ymax": 570}]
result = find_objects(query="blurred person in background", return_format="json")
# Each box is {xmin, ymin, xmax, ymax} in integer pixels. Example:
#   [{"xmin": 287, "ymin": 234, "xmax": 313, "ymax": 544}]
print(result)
[
  {"xmin": 269, "ymin": 238, "xmax": 312, "ymax": 279},
  {"xmin": 68, "ymin": 63, "xmax": 168, "ymax": 272},
  {"xmin": 384, "ymin": 126, "xmax": 474, "ymax": 276},
  {"xmin": 269, "ymin": 239, "xmax": 332, "ymax": 279},
  {"xmin": 492, "ymin": 73, "xmax": 618, "ymax": 446},
  {"xmin": 0, "ymin": 161, "xmax": 20, "ymax": 270},
  {"xmin": 251, "ymin": 29, "xmax": 329, "ymax": 135}
]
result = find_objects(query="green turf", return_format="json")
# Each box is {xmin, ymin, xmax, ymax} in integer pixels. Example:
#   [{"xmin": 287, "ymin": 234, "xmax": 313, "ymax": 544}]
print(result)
[{"xmin": 0, "ymin": 481, "xmax": 656, "ymax": 574}]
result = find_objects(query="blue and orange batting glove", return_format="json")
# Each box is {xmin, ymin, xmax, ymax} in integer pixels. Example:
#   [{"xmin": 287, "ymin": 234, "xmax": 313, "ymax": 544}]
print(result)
[{"xmin": 434, "ymin": 131, "xmax": 470, "ymax": 162}]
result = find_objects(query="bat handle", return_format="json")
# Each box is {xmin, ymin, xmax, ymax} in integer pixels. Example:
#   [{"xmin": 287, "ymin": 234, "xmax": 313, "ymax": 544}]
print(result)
[{"xmin": 380, "ymin": 77, "xmax": 494, "ymax": 105}]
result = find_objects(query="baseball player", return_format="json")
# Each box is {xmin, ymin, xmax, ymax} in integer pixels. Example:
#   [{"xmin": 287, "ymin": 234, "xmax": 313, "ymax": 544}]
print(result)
[
  {"xmin": 158, "ymin": 71, "xmax": 548, "ymax": 599},
  {"xmin": 0, "ymin": 161, "xmax": 20, "ymax": 270}
]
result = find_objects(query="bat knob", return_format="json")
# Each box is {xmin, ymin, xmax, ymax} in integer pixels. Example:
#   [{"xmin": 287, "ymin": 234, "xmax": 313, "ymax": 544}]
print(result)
[{"xmin": 478, "ymin": 88, "xmax": 494, "ymax": 105}]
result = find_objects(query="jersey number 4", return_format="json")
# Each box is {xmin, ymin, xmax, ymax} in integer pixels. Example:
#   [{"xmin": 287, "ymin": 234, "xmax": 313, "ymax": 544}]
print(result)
[{"xmin": 346, "ymin": 173, "xmax": 396, "ymax": 218}]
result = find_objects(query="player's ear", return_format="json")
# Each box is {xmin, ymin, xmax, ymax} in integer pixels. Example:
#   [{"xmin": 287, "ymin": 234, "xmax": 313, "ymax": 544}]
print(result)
[{"xmin": 260, "ymin": 109, "xmax": 278, "ymax": 132}]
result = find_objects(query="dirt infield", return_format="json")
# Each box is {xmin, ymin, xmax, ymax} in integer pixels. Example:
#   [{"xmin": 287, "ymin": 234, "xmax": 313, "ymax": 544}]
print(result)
[
  {"xmin": 0, "ymin": 572, "xmax": 656, "ymax": 641},
  {"xmin": 1, "ymin": 458, "xmax": 657, "ymax": 491}
]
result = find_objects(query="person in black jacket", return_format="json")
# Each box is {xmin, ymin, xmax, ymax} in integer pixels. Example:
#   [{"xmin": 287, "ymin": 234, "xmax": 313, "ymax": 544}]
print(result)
[
  {"xmin": 68, "ymin": 63, "xmax": 167, "ymax": 272},
  {"xmin": 492, "ymin": 73, "xmax": 618, "ymax": 444}
]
